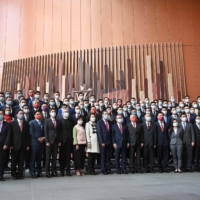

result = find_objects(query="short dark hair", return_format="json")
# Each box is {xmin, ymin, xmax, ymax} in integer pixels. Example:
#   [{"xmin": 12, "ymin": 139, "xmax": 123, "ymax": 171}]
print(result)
[{"xmin": 16, "ymin": 109, "xmax": 23, "ymax": 114}]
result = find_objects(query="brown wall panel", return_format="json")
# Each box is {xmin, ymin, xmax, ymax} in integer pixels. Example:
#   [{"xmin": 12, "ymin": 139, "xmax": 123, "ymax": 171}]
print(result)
[
  {"xmin": 133, "ymin": 0, "xmax": 146, "ymax": 44},
  {"xmin": 192, "ymin": 0, "xmax": 200, "ymax": 45},
  {"xmin": 101, "ymin": 0, "xmax": 112, "ymax": 47},
  {"xmin": 111, "ymin": 0, "xmax": 123, "ymax": 46}
]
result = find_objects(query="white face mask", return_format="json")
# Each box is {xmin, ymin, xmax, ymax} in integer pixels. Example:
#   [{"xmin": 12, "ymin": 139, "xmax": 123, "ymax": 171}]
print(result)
[
  {"xmin": 196, "ymin": 119, "xmax": 200, "ymax": 124},
  {"xmin": 95, "ymin": 106, "xmax": 99, "ymax": 110},
  {"xmin": 162, "ymin": 111, "xmax": 167, "ymax": 115},
  {"xmin": 172, "ymin": 110, "xmax": 177, "ymax": 114},
  {"xmin": 78, "ymin": 120, "xmax": 83, "ymax": 125},
  {"xmin": 193, "ymin": 104, "xmax": 197, "ymax": 108},
  {"xmin": 24, "ymin": 109, "xmax": 30, "ymax": 114},
  {"xmin": 63, "ymin": 112, "xmax": 69, "ymax": 118},
  {"xmin": 90, "ymin": 118, "xmax": 96, "ymax": 122},
  {"xmin": 75, "ymin": 109, "xmax": 80, "ymax": 114},
  {"xmin": 181, "ymin": 117, "xmax": 187, "ymax": 122},
  {"xmin": 117, "ymin": 118, "xmax": 123, "ymax": 124},
  {"xmin": 63, "ymin": 101, "xmax": 69, "ymax": 105},
  {"xmin": 55, "ymin": 95, "xmax": 60, "ymax": 99},
  {"xmin": 50, "ymin": 113, "xmax": 56, "ymax": 117},
  {"xmin": 180, "ymin": 104, "xmax": 184, "ymax": 107},
  {"xmin": 79, "ymin": 96, "xmax": 84, "ymax": 100},
  {"xmin": 173, "ymin": 123, "xmax": 178, "ymax": 127},
  {"xmin": 146, "ymin": 117, "xmax": 151, "ymax": 122},
  {"xmin": 185, "ymin": 109, "xmax": 190, "ymax": 114},
  {"xmin": 44, "ymin": 96, "xmax": 49, "ymax": 100},
  {"xmin": 5, "ymin": 111, "xmax": 10, "ymax": 115}
]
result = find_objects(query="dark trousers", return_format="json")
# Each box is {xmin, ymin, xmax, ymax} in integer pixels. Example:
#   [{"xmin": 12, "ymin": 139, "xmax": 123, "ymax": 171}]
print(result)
[
  {"xmin": 45, "ymin": 140, "xmax": 58, "ymax": 174},
  {"xmin": 182, "ymin": 144, "xmax": 193, "ymax": 170},
  {"xmin": 195, "ymin": 146, "xmax": 200, "ymax": 169},
  {"xmin": 60, "ymin": 139, "xmax": 72, "ymax": 172},
  {"xmin": 157, "ymin": 145, "xmax": 169, "ymax": 170},
  {"xmin": 143, "ymin": 146, "xmax": 155, "ymax": 169},
  {"xmin": 115, "ymin": 146, "xmax": 127, "ymax": 171},
  {"xmin": 73, "ymin": 144, "xmax": 85, "ymax": 170},
  {"xmin": 30, "ymin": 144, "xmax": 43, "ymax": 175},
  {"xmin": 0, "ymin": 143, "xmax": 6, "ymax": 176},
  {"xmin": 100, "ymin": 145, "xmax": 112, "ymax": 172},
  {"xmin": 129, "ymin": 145, "xmax": 141, "ymax": 170},
  {"xmin": 88, "ymin": 153, "xmax": 99, "ymax": 171},
  {"xmin": 11, "ymin": 148, "xmax": 26, "ymax": 177}
]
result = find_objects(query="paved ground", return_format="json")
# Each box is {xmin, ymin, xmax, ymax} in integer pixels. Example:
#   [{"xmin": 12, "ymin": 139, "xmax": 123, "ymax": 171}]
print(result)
[{"xmin": 1, "ymin": 170, "xmax": 200, "ymax": 200}]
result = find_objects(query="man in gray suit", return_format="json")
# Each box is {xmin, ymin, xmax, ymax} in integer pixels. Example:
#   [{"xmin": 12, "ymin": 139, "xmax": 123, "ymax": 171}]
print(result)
[{"xmin": 179, "ymin": 113, "xmax": 195, "ymax": 172}]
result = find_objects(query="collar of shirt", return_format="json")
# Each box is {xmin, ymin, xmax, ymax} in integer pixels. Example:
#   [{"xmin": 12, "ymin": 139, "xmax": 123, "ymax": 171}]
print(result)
[
  {"xmin": 17, "ymin": 119, "xmax": 22, "ymax": 123},
  {"xmin": 0, "ymin": 120, "xmax": 3, "ymax": 124},
  {"xmin": 131, "ymin": 122, "xmax": 136, "ymax": 126},
  {"xmin": 117, "ymin": 123, "xmax": 122, "ymax": 128}
]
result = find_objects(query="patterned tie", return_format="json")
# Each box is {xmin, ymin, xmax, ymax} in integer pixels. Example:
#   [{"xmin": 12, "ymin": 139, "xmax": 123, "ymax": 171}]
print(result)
[
  {"xmin": 187, "ymin": 114, "xmax": 190, "ymax": 123},
  {"xmin": 119, "ymin": 125, "xmax": 123, "ymax": 134},
  {"xmin": 160, "ymin": 122, "xmax": 164, "ymax": 132},
  {"xmin": 105, "ymin": 121, "xmax": 109, "ymax": 130}
]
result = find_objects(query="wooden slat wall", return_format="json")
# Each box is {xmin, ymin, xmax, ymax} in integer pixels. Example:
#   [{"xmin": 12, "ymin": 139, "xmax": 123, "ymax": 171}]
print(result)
[{"xmin": 1, "ymin": 42, "xmax": 186, "ymax": 102}]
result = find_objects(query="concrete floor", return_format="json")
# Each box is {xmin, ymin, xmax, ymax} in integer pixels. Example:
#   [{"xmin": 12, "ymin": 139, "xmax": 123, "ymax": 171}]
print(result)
[{"xmin": 1, "ymin": 170, "xmax": 200, "ymax": 200}]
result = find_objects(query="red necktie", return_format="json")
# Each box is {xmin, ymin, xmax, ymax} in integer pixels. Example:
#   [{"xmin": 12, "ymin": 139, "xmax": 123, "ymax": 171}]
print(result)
[
  {"xmin": 53, "ymin": 120, "xmax": 56, "ymax": 128},
  {"xmin": 187, "ymin": 115, "xmax": 190, "ymax": 123},
  {"xmin": 19, "ymin": 122, "xmax": 23, "ymax": 132},
  {"xmin": 147, "ymin": 123, "xmax": 150, "ymax": 130},
  {"xmin": 119, "ymin": 125, "xmax": 123, "ymax": 134},
  {"xmin": 133, "ymin": 123, "xmax": 136, "ymax": 128},
  {"xmin": 160, "ymin": 122, "xmax": 164, "ymax": 132},
  {"xmin": 105, "ymin": 121, "xmax": 109, "ymax": 130}
]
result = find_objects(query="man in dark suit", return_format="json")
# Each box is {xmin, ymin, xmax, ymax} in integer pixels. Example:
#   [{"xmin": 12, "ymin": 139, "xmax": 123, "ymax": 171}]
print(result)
[
  {"xmin": 0, "ymin": 92, "xmax": 5, "ymax": 107},
  {"xmin": 86, "ymin": 106, "xmax": 101, "ymax": 123},
  {"xmin": 0, "ymin": 97, "xmax": 15, "ymax": 117},
  {"xmin": 185, "ymin": 106, "xmax": 196, "ymax": 124},
  {"xmin": 29, "ymin": 111, "xmax": 45, "ymax": 178},
  {"xmin": 41, "ymin": 103, "xmax": 50, "ymax": 122},
  {"xmin": 161, "ymin": 107, "xmax": 172, "ymax": 129},
  {"xmin": 58, "ymin": 108, "xmax": 74, "ymax": 176},
  {"xmin": 13, "ymin": 90, "xmax": 23, "ymax": 106},
  {"xmin": 155, "ymin": 112, "xmax": 170, "ymax": 173},
  {"xmin": 179, "ymin": 113, "xmax": 195, "ymax": 172},
  {"xmin": 97, "ymin": 111, "xmax": 113, "ymax": 175},
  {"xmin": 0, "ymin": 110, "xmax": 10, "ymax": 181},
  {"xmin": 141, "ymin": 108, "xmax": 157, "ymax": 124},
  {"xmin": 71, "ymin": 106, "xmax": 86, "ymax": 126},
  {"xmin": 142, "ymin": 113, "xmax": 157, "ymax": 173},
  {"xmin": 127, "ymin": 114, "xmax": 143, "ymax": 173},
  {"xmin": 112, "ymin": 114, "xmax": 129, "ymax": 174},
  {"xmin": 88, "ymin": 95, "xmax": 96, "ymax": 111},
  {"xmin": 25, "ymin": 89, "xmax": 35, "ymax": 105},
  {"xmin": 9, "ymin": 109, "xmax": 30, "ymax": 179},
  {"xmin": 193, "ymin": 115, "xmax": 200, "ymax": 171},
  {"xmin": 13, "ymin": 98, "xmax": 27, "ymax": 118},
  {"xmin": 54, "ymin": 91, "xmax": 63, "ymax": 109},
  {"xmin": 28, "ymin": 91, "xmax": 44, "ymax": 110},
  {"xmin": 44, "ymin": 108, "xmax": 61, "ymax": 177}
]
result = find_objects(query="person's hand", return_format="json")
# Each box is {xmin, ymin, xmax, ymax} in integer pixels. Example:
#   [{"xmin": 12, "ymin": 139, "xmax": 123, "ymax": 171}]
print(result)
[
  {"xmin": 101, "ymin": 143, "xmax": 105, "ymax": 147},
  {"xmin": 3, "ymin": 145, "xmax": 7, "ymax": 150},
  {"xmin": 113, "ymin": 144, "xmax": 118, "ymax": 149},
  {"xmin": 87, "ymin": 144, "xmax": 91, "ymax": 149},
  {"xmin": 127, "ymin": 143, "xmax": 129, "ymax": 148},
  {"xmin": 191, "ymin": 142, "xmax": 195, "ymax": 147},
  {"xmin": 46, "ymin": 143, "xmax": 50, "ymax": 147},
  {"xmin": 26, "ymin": 147, "xmax": 29, "ymax": 151},
  {"xmin": 58, "ymin": 142, "xmax": 61, "ymax": 147},
  {"xmin": 141, "ymin": 143, "xmax": 144, "ymax": 148},
  {"xmin": 76, "ymin": 145, "xmax": 79, "ymax": 150},
  {"xmin": 154, "ymin": 145, "xmax": 156, "ymax": 149},
  {"xmin": 10, "ymin": 146, "xmax": 13, "ymax": 150}
]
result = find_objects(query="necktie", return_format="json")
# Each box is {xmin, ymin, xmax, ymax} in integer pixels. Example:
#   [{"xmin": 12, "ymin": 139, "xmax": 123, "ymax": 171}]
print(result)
[
  {"xmin": 183, "ymin": 123, "xmax": 186, "ymax": 131},
  {"xmin": 53, "ymin": 120, "xmax": 56, "ymax": 128},
  {"xmin": 164, "ymin": 116, "xmax": 167, "ymax": 123},
  {"xmin": 44, "ymin": 113, "xmax": 47, "ymax": 118},
  {"xmin": 147, "ymin": 123, "xmax": 150, "ymax": 130},
  {"xmin": 0, "ymin": 123, "xmax": 2, "ymax": 132},
  {"xmin": 119, "ymin": 125, "xmax": 123, "ymax": 134},
  {"xmin": 38, "ymin": 121, "xmax": 42, "ymax": 129},
  {"xmin": 105, "ymin": 121, "xmax": 109, "ymax": 130},
  {"xmin": 19, "ymin": 121, "xmax": 23, "ymax": 132},
  {"xmin": 160, "ymin": 122, "xmax": 164, "ymax": 132},
  {"xmin": 187, "ymin": 114, "xmax": 190, "ymax": 123},
  {"xmin": 133, "ymin": 123, "xmax": 136, "ymax": 128}
]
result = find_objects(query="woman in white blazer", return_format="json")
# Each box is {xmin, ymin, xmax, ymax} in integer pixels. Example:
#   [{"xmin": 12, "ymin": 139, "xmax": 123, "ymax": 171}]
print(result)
[{"xmin": 85, "ymin": 114, "xmax": 100, "ymax": 175}]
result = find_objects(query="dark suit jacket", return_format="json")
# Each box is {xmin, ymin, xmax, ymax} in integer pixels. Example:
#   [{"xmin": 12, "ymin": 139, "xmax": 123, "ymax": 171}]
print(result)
[
  {"xmin": 97, "ymin": 119, "xmax": 112, "ymax": 146},
  {"xmin": 58, "ymin": 116, "xmax": 74, "ymax": 144},
  {"xmin": 55, "ymin": 100, "xmax": 63, "ymax": 109},
  {"xmin": 112, "ymin": 124, "xmax": 129, "ymax": 148},
  {"xmin": 71, "ymin": 114, "xmax": 86, "ymax": 126},
  {"xmin": 142, "ymin": 122, "xmax": 157, "ymax": 148},
  {"xmin": 169, "ymin": 127, "xmax": 183, "ymax": 145},
  {"xmin": 179, "ymin": 122, "xmax": 195, "ymax": 146},
  {"xmin": 9, "ymin": 120, "xmax": 30, "ymax": 150},
  {"xmin": 193, "ymin": 124, "xmax": 200, "ymax": 147},
  {"xmin": 186, "ymin": 113, "xmax": 196, "ymax": 124},
  {"xmin": 0, "ymin": 121, "xmax": 10, "ymax": 146},
  {"xmin": 126, "ymin": 123, "xmax": 143, "ymax": 146},
  {"xmin": 155, "ymin": 121, "xmax": 170, "ymax": 146},
  {"xmin": 44, "ymin": 118, "xmax": 61, "ymax": 144},
  {"xmin": 29, "ymin": 119, "xmax": 44, "ymax": 146}
]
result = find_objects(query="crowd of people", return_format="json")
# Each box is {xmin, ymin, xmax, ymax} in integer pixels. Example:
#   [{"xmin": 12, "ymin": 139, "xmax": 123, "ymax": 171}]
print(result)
[{"xmin": 0, "ymin": 89, "xmax": 199, "ymax": 181}]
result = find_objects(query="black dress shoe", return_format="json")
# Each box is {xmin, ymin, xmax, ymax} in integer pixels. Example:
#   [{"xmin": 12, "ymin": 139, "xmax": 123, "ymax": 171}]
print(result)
[
  {"xmin": 89, "ymin": 171, "xmax": 98, "ymax": 175},
  {"xmin": 0, "ymin": 177, "xmax": 5, "ymax": 181},
  {"xmin": 66, "ymin": 172, "xmax": 72, "ymax": 176},
  {"xmin": 163, "ymin": 169, "xmax": 169, "ymax": 173},
  {"xmin": 13, "ymin": 176, "xmax": 18, "ymax": 180},
  {"xmin": 18, "ymin": 176, "xmax": 24, "ymax": 180},
  {"xmin": 37, "ymin": 173, "xmax": 44, "ymax": 177},
  {"xmin": 137, "ymin": 170, "xmax": 143, "ymax": 174},
  {"xmin": 51, "ymin": 172, "xmax": 58, "ymax": 177},
  {"xmin": 130, "ymin": 170, "xmax": 135, "ymax": 174},
  {"xmin": 145, "ymin": 169, "xmax": 150, "ymax": 173},
  {"xmin": 117, "ymin": 170, "xmax": 121, "ymax": 174},
  {"xmin": 46, "ymin": 174, "xmax": 52, "ymax": 178},
  {"xmin": 121, "ymin": 170, "xmax": 128, "ymax": 174},
  {"xmin": 149, "ymin": 169, "xmax": 155, "ymax": 173},
  {"xmin": 102, "ymin": 171, "xmax": 108, "ymax": 175},
  {"xmin": 31, "ymin": 174, "xmax": 37, "ymax": 178},
  {"xmin": 107, "ymin": 170, "xmax": 113, "ymax": 174}
]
